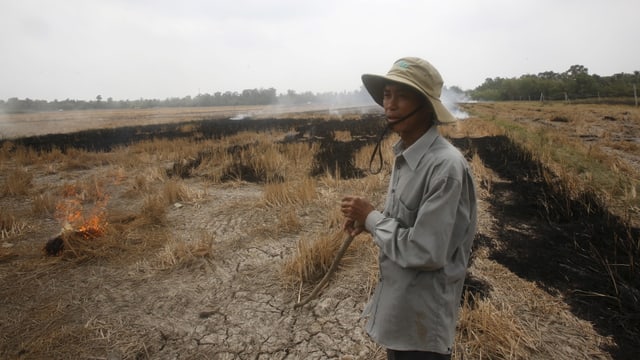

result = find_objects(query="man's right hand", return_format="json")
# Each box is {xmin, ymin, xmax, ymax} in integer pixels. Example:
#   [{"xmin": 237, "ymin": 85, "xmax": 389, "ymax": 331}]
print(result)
[{"xmin": 343, "ymin": 219, "xmax": 365, "ymax": 237}]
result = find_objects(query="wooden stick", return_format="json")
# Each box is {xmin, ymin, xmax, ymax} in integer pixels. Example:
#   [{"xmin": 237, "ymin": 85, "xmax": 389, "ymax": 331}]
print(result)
[{"xmin": 293, "ymin": 228, "xmax": 357, "ymax": 309}]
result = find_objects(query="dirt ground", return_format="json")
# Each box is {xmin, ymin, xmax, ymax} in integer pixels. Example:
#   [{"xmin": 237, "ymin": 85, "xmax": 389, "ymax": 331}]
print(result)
[{"xmin": 1, "ymin": 104, "xmax": 638, "ymax": 359}]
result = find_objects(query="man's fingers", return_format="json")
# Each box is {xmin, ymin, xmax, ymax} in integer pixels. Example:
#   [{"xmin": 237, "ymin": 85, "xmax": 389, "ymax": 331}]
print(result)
[{"xmin": 350, "ymin": 226, "xmax": 364, "ymax": 237}]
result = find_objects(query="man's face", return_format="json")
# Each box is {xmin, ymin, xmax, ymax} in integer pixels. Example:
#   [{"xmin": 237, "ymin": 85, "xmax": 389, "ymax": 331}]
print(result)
[{"xmin": 382, "ymin": 83, "xmax": 428, "ymax": 132}]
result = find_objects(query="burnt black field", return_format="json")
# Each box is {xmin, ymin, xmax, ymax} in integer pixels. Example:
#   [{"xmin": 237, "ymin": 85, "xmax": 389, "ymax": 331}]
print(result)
[
  {"xmin": 3, "ymin": 114, "xmax": 387, "ymax": 181},
  {"xmin": 2, "ymin": 114, "xmax": 385, "ymax": 152}
]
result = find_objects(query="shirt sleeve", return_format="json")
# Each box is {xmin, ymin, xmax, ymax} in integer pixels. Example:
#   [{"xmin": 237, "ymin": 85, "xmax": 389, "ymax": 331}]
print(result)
[{"xmin": 371, "ymin": 175, "xmax": 463, "ymax": 270}]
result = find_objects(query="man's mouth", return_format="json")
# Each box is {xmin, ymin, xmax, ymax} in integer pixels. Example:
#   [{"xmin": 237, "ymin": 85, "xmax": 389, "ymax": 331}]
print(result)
[{"xmin": 386, "ymin": 116, "xmax": 402, "ymax": 124}]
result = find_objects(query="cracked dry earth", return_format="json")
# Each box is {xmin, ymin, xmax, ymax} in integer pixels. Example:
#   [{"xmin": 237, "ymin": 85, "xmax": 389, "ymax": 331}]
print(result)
[
  {"xmin": 1, "ymin": 125, "xmax": 631, "ymax": 359},
  {"xmin": 155, "ymin": 183, "xmax": 378, "ymax": 359}
]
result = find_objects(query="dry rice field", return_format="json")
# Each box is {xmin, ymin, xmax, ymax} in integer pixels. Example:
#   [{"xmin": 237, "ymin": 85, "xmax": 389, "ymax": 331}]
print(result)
[{"xmin": 1, "ymin": 102, "xmax": 638, "ymax": 359}]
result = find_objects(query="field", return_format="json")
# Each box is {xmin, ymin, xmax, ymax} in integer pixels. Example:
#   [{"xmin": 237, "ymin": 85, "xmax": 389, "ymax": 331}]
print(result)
[{"xmin": 1, "ymin": 102, "xmax": 638, "ymax": 359}]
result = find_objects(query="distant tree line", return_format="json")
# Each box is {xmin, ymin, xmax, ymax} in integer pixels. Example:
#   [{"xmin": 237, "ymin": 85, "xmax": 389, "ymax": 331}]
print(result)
[
  {"xmin": 0, "ymin": 87, "xmax": 374, "ymax": 114},
  {"xmin": 4, "ymin": 65, "xmax": 638, "ymax": 113},
  {"xmin": 470, "ymin": 65, "xmax": 640, "ymax": 102}
]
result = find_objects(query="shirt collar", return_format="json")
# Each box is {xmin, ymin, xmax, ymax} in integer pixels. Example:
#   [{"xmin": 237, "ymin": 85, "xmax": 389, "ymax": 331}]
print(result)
[{"xmin": 393, "ymin": 126, "xmax": 439, "ymax": 170}]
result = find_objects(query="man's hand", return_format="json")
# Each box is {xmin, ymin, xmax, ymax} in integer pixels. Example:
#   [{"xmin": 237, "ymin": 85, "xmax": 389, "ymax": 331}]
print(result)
[
  {"xmin": 343, "ymin": 219, "xmax": 364, "ymax": 237},
  {"xmin": 341, "ymin": 195, "xmax": 374, "ymax": 236}
]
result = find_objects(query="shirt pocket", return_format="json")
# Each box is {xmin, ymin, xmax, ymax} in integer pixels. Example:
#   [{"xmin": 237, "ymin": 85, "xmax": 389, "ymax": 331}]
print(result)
[
  {"xmin": 397, "ymin": 171, "xmax": 424, "ymax": 208},
  {"xmin": 395, "ymin": 195, "xmax": 418, "ymax": 227}
]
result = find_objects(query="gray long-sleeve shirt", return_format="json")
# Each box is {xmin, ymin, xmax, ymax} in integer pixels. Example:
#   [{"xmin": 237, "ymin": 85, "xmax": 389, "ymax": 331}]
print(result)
[{"xmin": 363, "ymin": 125, "xmax": 477, "ymax": 353}]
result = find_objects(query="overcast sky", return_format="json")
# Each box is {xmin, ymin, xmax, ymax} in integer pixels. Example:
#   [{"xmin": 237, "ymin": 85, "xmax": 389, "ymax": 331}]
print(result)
[{"xmin": 1, "ymin": 0, "xmax": 638, "ymax": 101}]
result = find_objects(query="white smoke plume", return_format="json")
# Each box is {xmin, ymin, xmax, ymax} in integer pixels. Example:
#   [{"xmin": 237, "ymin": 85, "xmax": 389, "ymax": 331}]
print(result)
[{"xmin": 441, "ymin": 86, "xmax": 470, "ymax": 120}]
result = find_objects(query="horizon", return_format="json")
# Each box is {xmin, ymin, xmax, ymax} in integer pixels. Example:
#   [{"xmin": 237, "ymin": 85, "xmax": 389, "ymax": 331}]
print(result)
[{"xmin": 2, "ymin": 65, "xmax": 638, "ymax": 103}]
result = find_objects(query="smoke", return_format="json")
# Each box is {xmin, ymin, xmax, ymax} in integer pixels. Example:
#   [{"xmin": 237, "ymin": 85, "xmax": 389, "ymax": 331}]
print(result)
[
  {"xmin": 230, "ymin": 113, "xmax": 252, "ymax": 120},
  {"xmin": 226, "ymin": 86, "xmax": 470, "ymax": 121},
  {"xmin": 440, "ymin": 86, "xmax": 470, "ymax": 120}
]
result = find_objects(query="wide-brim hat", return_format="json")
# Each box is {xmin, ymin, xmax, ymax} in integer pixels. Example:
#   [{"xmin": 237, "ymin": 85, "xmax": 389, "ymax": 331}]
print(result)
[{"xmin": 361, "ymin": 57, "xmax": 457, "ymax": 124}]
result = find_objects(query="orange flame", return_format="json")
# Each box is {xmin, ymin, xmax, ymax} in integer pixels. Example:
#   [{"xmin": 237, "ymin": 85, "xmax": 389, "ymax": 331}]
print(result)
[
  {"xmin": 77, "ymin": 211, "xmax": 108, "ymax": 239},
  {"xmin": 55, "ymin": 185, "xmax": 109, "ymax": 239}
]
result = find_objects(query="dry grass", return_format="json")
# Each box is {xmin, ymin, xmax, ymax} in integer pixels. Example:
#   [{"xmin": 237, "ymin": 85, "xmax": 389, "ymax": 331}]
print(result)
[
  {"xmin": 281, "ymin": 230, "xmax": 347, "ymax": 288},
  {"xmin": 40, "ymin": 146, "xmax": 65, "ymax": 164},
  {"xmin": 0, "ymin": 105, "xmax": 631, "ymax": 359},
  {"xmin": 151, "ymin": 232, "xmax": 216, "ymax": 271},
  {"xmin": 456, "ymin": 293, "xmax": 536, "ymax": 359},
  {"xmin": 0, "ymin": 140, "xmax": 14, "ymax": 161},
  {"xmin": 190, "ymin": 145, "xmax": 231, "ymax": 183},
  {"xmin": 262, "ymin": 177, "xmax": 318, "ymax": 207},
  {"xmin": 51, "ymin": 229, "xmax": 117, "ymax": 262},
  {"xmin": 162, "ymin": 179, "xmax": 194, "ymax": 204},
  {"xmin": 454, "ymin": 254, "xmax": 617, "ymax": 359},
  {"xmin": 441, "ymin": 116, "xmax": 504, "ymax": 139},
  {"xmin": 276, "ymin": 206, "xmax": 303, "ymax": 233},
  {"xmin": 0, "ymin": 210, "xmax": 28, "ymax": 239},
  {"xmin": 10, "ymin": 145, "xmax": 39, "ymax": 166},
  {"xmin": 323, "ymin": 203, "xmax": 346, "ymax": 230},
  {"xmin": 31, "ymin": 191, "xmax": 56, "ymax": 215},
  {"xmin": 5, "ymin": 305, "xmax": 98, "ymax": 360},
  {"xmin": 353, "ymin": 142, "xmax": 377, "ymax": 171},
  {"xmin": 126, "ymin": 166, "xmax": 167, "ymax": 196},
  {"xmin": 282, "ymin": 225, "xmax": 380, "ymax": 306},
  {"xmin": 2, "ymin": 167, "xmax": 33, "ymax": 196},
  {"xmin": 80, "ymin": 175, "xmax": 108, "ymax": 201},
  {"xmin": 170, "ymin": 131, "xmax": 321, "ymax": 185},
  {"xmin": 333, "ymin": 130, "xmax": 353, "ymax": 142},
  {"xmin": 280, "ymin": 141, "xmax": 319, "ymax": 176},
  {"xmin": 470, "ymin": 151, "xmax": 493, "ymax": 194},
  {"xmin": 246, "ymin": 140, "xmax": 289, "ymax": 181},
  {"xmin": 44, "ymin": 202, "xmax": 176, "ymax": 264},
  {"xmin": 465, "ymin": 102, "xmax": 640, "ymax": 210},
  {"xmin": 139, "ymin": 194, "xmax": 169, "ymax": 225},
  {"xmin": 60, "ymin": 148, "xmax": 110, "ymax": 171}
]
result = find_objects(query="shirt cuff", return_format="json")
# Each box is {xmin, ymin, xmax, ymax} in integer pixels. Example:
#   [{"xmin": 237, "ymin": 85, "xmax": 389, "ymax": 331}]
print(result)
[{"xmin": 365, "ymin": 210, "xmax": 384, "ymax": 234}]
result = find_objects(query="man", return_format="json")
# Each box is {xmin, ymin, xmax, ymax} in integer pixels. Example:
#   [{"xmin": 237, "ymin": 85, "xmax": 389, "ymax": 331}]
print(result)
[{"xmin": 341, "ymin": 57, "xmax": 477, "ymax": 360}]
